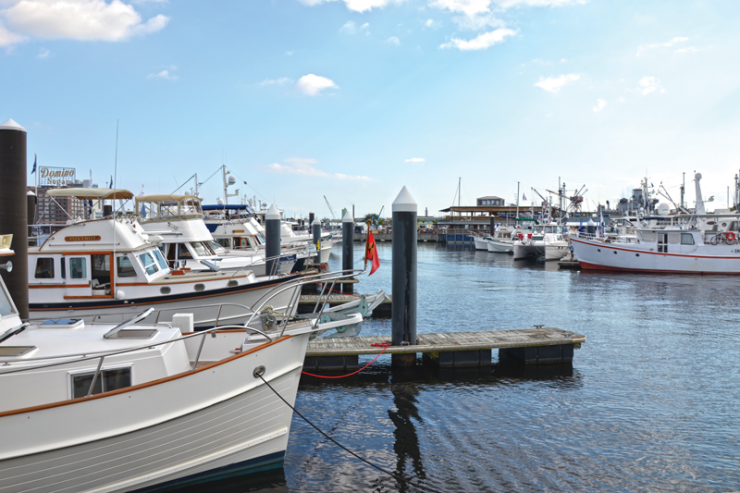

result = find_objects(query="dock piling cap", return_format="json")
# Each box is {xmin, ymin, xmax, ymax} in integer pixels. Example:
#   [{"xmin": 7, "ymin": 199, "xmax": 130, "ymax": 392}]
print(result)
[
  {"xmin": 392, "ymin": 186, "xmax": 417, "ymax": 213},
  {"xmin": 265, "ymin": 204, "xmax": 281, "ymax": 220},
  {"xmin": 311, "ymin": 218, "xmax": 320, "ymax": 226},
  {"xmin": 0, "ymin": 118, "xmax": 26, "ymax": 133},
  {"xmin": 342, "ymin": 210, "xmax": 353, "ymax": 223}
]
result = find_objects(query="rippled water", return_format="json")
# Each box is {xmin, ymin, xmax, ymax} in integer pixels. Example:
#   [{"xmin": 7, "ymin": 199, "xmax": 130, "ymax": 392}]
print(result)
[{"xmin": 178, "ymin": 243, "xmax": 740, "ymax": 493}]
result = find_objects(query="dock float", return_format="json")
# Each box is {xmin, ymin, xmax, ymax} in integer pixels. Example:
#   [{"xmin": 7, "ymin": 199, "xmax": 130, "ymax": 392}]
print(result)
[
  {"xmin": 558, "ymin": 260, "xmax": 581, "ymax": 270},
  {"xmin": 304, "ymin": 327, "xmax": 586, "ymax": 371},
  {"xmin": 298, "ymin": 294, "xmax": 392, "ymax": 317}
]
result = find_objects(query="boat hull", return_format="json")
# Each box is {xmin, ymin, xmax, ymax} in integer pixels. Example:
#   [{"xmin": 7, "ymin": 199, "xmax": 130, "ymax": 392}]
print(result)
[
  {"xmin": 545, "ymin": 243, "xmax": 570, "ymax": 261},
  {"xmin": 486, "ymin": 239, "xmax": 513, "ymax": 253},
  {"xmin": 473, "ymin": 237, "xmax": 489, "ymax": 251},
  {"xmin": 571, "ymin": 237, "xmax": 740, "ymax": 274},
  {"xmin": 0, "ymin": 334, "xmax": 308, "ymax": 493},
  {"xmin": 29, "ymin": 276, "xmax": 302, "ymax": 328}
]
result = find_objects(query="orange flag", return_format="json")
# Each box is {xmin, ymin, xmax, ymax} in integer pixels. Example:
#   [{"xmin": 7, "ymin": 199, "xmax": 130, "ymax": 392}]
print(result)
[{"xmin": 365, "ymin": 230, "xmax": 380, "ymax": 276}]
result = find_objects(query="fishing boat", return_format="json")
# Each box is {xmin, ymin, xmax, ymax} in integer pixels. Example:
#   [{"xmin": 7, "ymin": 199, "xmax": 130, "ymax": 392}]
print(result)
[
  {"xmin": 28, "ymin": 190, "xmax": 300, "ymax": 327},
  {"xmin": 512, "ymin": 224, "xmax": 569, "ymax": 261},
  {"xmin": 485, "ymin": 226, "xmax": 520, "ymax": 253},
  {"xmin": 1, "ymin": 238, "xmax": 357, "ymax": 492}
]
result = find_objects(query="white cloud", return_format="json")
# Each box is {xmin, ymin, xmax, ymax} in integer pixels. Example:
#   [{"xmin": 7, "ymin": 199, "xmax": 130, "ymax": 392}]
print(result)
[
  {"xmin": 37, "ymin": 47, "xmax": 49, "ymax": 58},
  {"xmin": 675, "ymin": 46, "xmax": 699, "ymax": 54},
  {"xmin": 297, "ymin": 0, "xmax": 402, "ymax": 13},
  {"xmin": 618, "ymin": 96, "xmax": 626, "ymax": 103},
  {"xmin": 386, "ymin": 35, "xmax": 399, "ymax": 45},
  {"xmin": 285, "ymin": 50, "xmax": 294, "ymax": 56},
  {"xmin": 425, "ymin": 18, "xmax": 435, "ymax": 27},
  {"xmin": 534, "ymin": 73, "xmax": 580, "ymax": 93},
  {"xmin": 0, "ymin": 22, "xmax": 24, "ymax": 46},
  {"xmin": 431, "ymin": 0, "xmax": 585, "ymax": 31},
  {"xmin": 440, "ymin": 27, "xmax": 514, "ymax": 50},
  {"xmin": 260, "ymin": 77, "xmax": 292, "ymax": 86},
  {"xmin": 146, "ymin": 69, "xmax": 176, "ymax": 80},
  {"xmin": 405, "ymin": 157, "xmax": 425, "ymax": 163},
  {"xmin": 636, "ymin": 36, "xmax": 688, "ymax": 56},
  {"xmin": 2, "ymin": 0, "xmax": 168, "ymax": 43},
  {"xmin": 639, "ymin": 76, "xmax": 664, "ymax": 95},
  {"xmin": 339, "ymin": 20, "xmax": 369, "ymax": 34},
  {"xmin": 295, "ymin": 74, "xmax": 338, "ymax": 96},
  {"xmin": 267, "ymin": 158, "xmax": 374, "ymax": 181},
  {"xmin": 592, "ymin": 98, "xmax": 606, "ymax": 112}
]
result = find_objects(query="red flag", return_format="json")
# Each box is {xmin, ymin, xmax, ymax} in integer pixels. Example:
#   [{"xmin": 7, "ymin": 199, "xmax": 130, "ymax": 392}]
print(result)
[{"xmin": 365, "ymin": 230, "xmax": 380, "ymax": 276}]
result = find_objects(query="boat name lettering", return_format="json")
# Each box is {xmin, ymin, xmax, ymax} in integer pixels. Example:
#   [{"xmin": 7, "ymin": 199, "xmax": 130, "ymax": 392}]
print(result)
[{"xmin": 65, "ymin": 236, "xmax": 101, "ymax": 242}]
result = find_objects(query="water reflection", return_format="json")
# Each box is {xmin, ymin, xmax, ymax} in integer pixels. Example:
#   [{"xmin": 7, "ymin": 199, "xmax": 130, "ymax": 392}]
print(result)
[{"xmin": 388, "ymin": 377, "xmax": 425, "ymax": 492}]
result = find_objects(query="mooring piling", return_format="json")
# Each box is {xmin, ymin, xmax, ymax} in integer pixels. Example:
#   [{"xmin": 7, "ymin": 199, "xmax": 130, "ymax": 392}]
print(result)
[
  {"xmin": 391, "ymin": 186, "xmax": 418, "ymax": 368},
  {"xmin": 26, "ymin": 190, "xmax": 36, "ymax": 240},
  {"xmin": 312, "ymin": 217, "xmax": 321, "ymax": 266},
  {"xmin": 342, "ymin": 210, "xmax": 354, "ymax": 294},
  {"xmin": 0, "ymin": 119, "xmax": 29, "ymax": 318},
  {"xmin": 265, "ymin": 204, "xmax": 281, "ymax": 276}
]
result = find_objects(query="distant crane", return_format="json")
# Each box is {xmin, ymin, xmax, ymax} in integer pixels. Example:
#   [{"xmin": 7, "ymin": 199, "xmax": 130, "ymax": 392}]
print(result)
[
  {"xmin": 546, "ymin": 184, "xmax": 588, "ymax": 214},
  {"xmin": 324, "ymin": 195, "xmax": 337, "ymax": 219}
]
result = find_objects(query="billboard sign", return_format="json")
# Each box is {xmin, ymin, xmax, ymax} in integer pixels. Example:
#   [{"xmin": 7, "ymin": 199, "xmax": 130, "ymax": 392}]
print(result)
[{"xmin": 39, "ymin": 167, "xmax": 76, "ymax": 187}]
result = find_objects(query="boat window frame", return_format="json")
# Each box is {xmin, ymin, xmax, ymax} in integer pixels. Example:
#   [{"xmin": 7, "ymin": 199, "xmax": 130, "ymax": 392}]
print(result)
[
  {"xmin": 138, "ymin": 251, "xmax": 160, "ymax": 276},
  {"xmin": 0, "ymin": 275, "xmax": 18, "ymax": 318},
  {"xmin": 69, "ymin": 257, "xmax": 88, "ymax": 280},
  {"xmin": 152, "ymin": 249, "xmax": 168, "ymax": 271},
  {"xmin": 68, "ymin": 364, "xmax": 133, "ymax": 400},
  {"xmin": 116, "ymin": 254, "xmax": 138, "ymax": 278},
  {"xmin": 34, "ymin": 257, "xmax": 56, "ymax": 279},
  {"xmin": 681, "ymin": 233, "xmax": 695, "ymax": 245}
]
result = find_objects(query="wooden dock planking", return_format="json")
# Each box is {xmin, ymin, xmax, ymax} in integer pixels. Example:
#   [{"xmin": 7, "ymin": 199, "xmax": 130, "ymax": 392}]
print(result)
[{"xmin": 306, "ymin": 328, "xmax": 586, "ymax": 357}]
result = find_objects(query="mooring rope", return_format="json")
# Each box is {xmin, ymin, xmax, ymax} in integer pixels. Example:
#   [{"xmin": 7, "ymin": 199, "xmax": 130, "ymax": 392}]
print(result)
[
  {"xmin": 301, "ymin": 342, "xmax": 391, "ymax": 379},
  {"xmin": 258, "ymin": 373, "xmax": 443, "ymax": 493}
]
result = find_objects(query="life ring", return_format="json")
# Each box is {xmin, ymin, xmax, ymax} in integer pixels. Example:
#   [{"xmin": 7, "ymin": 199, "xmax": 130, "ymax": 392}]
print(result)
[{"xmin": 727, "ymin": 232, "xmax": 736, "ymax": 242}]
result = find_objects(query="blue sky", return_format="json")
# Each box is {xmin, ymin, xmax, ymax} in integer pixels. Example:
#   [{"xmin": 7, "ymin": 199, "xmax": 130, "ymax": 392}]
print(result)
[{"xmin": 2, "ymin": 0, "xmax": 740, "ymax": 218}]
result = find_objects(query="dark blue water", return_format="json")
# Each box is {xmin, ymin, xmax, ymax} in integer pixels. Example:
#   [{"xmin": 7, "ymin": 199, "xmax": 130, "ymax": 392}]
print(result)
[{"xmin": 184, "ymin": 243, "xmax": 740, "ymax": 492}]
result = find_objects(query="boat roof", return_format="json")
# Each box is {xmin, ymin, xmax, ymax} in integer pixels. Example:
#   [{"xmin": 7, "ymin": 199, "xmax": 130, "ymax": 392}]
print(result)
[
  {"xmin": 136, "ymin": 194, "xmax": 200, "ymax": 204},
  {"xmin": 47, "ymin": 188, "xmax": 134, "ymax": 200},
  {"xmin": 202, "ymin": 204, "xmax": 255, "ymax": 213}
]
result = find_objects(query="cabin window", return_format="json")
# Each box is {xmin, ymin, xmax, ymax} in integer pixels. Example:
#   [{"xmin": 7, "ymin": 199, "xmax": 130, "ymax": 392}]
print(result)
[
  {"xmin": 177, "ymin": 244, "xmax": 192, "ymax": 260},
  {"xmin": 215, "ymin": 238, "xmax": 231, "ymax": 248},
  {"xmin": 60, "ymin": 260, "xmax": 65, "ymax": 279},
  {"xmin": 257, "ymin": 234, "xmax": 266, "ymax": 245},
  {"xmin": 34, "ymin": 258, "xmax": 55, "ymax": 279},
  {"xmin": 194, "ymin": 283, "xmax": 205, "ymax": 292},
  {"xmin": 139, "ymin": 252, "xmax": 159, "ymax": 275},
  {"xmin": 91, "ymin": 254, "xmax": 111, "ymax": 287},
  {"xmin": 71, "ymin": 367, "xmax": 132, "ymax": 399},
  {"xmin": 681, "ymin": 233, "xmax": 695, "ymax": 245},
  {"xmin": 152, "ymin": 249, "xmax": 168, "ymax": 270},
  {"xmin": 208, "ymin": 241, "xmax": 226, "ymax": 254},
  {"xmin": 69, "ymin": 258, "xmax": 87, "ymax": 279},
  {"xmin": 640, "ymin": 231, "xmax": 656, "ymax": 242},
  {"xmin": 191, "ymin": 242, "xmax": 209, "ymax": 256},
  {"xmin": 117, "ymin": 256, "xmax": 137, "ymax": 278},
  {"xmin": 668, "ymin": 233, "xmax": 681, "ymax": 244}
]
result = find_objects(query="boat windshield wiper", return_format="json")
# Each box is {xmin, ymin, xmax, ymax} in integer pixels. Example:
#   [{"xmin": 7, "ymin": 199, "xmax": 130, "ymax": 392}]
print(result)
[{"xmin": 0, "ymin": 323, "xmax": 30, "ymax": 344}]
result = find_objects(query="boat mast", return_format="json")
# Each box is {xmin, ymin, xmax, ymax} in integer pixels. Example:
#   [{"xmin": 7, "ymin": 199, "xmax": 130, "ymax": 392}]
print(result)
[{"xmin": 516, "ymin": 181, "xmax": 520, "ymax": 229}]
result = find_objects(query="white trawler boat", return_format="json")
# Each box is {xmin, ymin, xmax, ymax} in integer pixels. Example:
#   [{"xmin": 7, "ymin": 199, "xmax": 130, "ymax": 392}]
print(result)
[
  {"xmin": 512, "ymin": 224, "xmax": 570, "ymax": 260},
  {"xmin": 28, "ymin": 190, "xmax": 300, "ymax": 328},
  {"xmin": 571, "ymin": 172, "xmax": 740, "ymax": 274},
  {"xmin": 0, "ymin": 237, "xmax": 356, "ymax": 492},
  {"xmin": 137, "ymin": 194, "xmax": 300, "ymax": 276}
]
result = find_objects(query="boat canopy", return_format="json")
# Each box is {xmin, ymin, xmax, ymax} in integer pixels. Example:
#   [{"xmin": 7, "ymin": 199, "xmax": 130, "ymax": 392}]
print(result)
[
  {"xmin": 135, "ymin": 194, "xmax": 200, "ymax": 205},
  {"xmin": 47, "ymin": 188, "xmax": 134, "ymax": 200},
  {"xmin": 202, "ymin": 204, "xmax": 255, "ymax": 214}
]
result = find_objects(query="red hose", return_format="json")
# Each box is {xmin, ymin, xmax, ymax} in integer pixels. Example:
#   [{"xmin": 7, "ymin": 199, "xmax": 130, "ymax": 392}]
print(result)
[{"xmin": 302, "ymin": 342, "xmax": 391, "ymax": 379}]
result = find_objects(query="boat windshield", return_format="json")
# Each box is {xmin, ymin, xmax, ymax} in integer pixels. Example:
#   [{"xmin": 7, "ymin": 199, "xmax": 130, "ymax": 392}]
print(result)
[
  {"xmin": 0, "ymin": 281, "xmax": 16, "ymax": 317},
  {"xmin": 139, "ymin": 252, "xmax": 160, "ymax": 276},
  {"xmin": 152, "ymin": 249, "xmax": 168, "ymax": 270}
]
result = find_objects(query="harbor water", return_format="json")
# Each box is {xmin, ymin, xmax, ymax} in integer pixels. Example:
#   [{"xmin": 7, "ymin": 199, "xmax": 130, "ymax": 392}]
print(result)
[{"xmin": 174, "ymin": 242, "xmax": 740, "ymax": 492}]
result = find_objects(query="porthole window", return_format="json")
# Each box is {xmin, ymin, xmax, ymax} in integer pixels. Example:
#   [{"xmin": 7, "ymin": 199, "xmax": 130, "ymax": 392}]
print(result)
[
  {"xmin": 160, "ymin": 287, "xmax": 171, "ymax": 294},
  {"xmin": 635, "ymin": 254, "xmax": 640, "ymax": 257},
  {"xmin": 194, "ymin": 283, "xmax": 205, "ymax": 292},
  {"xmin": 614, "ymin": 251, "xmax": 617, "ymax": 254},
  {"xmin": 597, "ymin": 249, "xmax": 601, "ymax": 252},
  {"xmin": 227, "ymin": 280, "xmax": 238, "ymax": 288}
]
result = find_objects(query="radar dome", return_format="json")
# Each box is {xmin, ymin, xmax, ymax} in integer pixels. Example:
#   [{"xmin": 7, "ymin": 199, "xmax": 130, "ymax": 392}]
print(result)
[{"xmin": 657, "ymin": 203, "xmax": 670, "ymax": 216}]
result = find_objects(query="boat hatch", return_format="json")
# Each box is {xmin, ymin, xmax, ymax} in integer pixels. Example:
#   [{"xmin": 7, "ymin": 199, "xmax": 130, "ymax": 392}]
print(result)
[
  {"xmin": 0, "ymin": 346, "xmax": 36, "ymax": 356},
  {"xmin": 40, "ymin": 318, "xmax": 84, "ymax": 329},
  {"xmin": 106, "ymin": 328, "xmax": 159, "ymax": 339}
]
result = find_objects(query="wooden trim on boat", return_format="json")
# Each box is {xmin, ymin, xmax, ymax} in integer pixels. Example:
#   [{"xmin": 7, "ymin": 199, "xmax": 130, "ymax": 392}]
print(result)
[
  {"xmin": 29, "ymin": 284, "xmax": 89, "ymax": 289},
  {"xmin": 63, "ymin": 296, "xmax": 114, "ymax": 300},
  {"xmin": 0, "ymin": 335, "xmax": 292, "ymax": 418}
]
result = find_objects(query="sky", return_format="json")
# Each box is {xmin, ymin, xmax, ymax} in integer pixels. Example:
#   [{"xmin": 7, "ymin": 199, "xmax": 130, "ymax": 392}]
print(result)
[{"xmin": 2, "ymin": 0, "xmax": 740, "ymax": 218}]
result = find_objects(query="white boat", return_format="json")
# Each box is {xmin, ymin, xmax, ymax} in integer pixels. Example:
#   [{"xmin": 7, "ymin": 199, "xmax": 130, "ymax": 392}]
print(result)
[
  {"xmin": 512, "ymin": 224, "xmax": 569, "ymax": 261},
  {"xmin": 1, "ymin": 242, "xmax": 356, "ymax": 492},
  {"xmin": 473, "ymin": 234, "xmax": 490, "ymax": 251},
  {"xmin": 485, "ymin": 226, "xmax": 521, "ymax": 253},
  {"xmin": 28, "ymin": 194, "xmax": 300, "ymax": 328}
]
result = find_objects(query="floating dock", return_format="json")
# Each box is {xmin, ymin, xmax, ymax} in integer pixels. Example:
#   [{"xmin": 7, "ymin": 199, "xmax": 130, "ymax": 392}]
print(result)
[
  {"xmin": 304, "ymin": 327, "xmax": 585, "ymax": 371},
  {"xmin": 558, "ymin": 260, "xmax": 581, "ymax": 270},
  {"xmin": 298, "ymin": 294, "xmax": 392, "ymax": 317}
]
